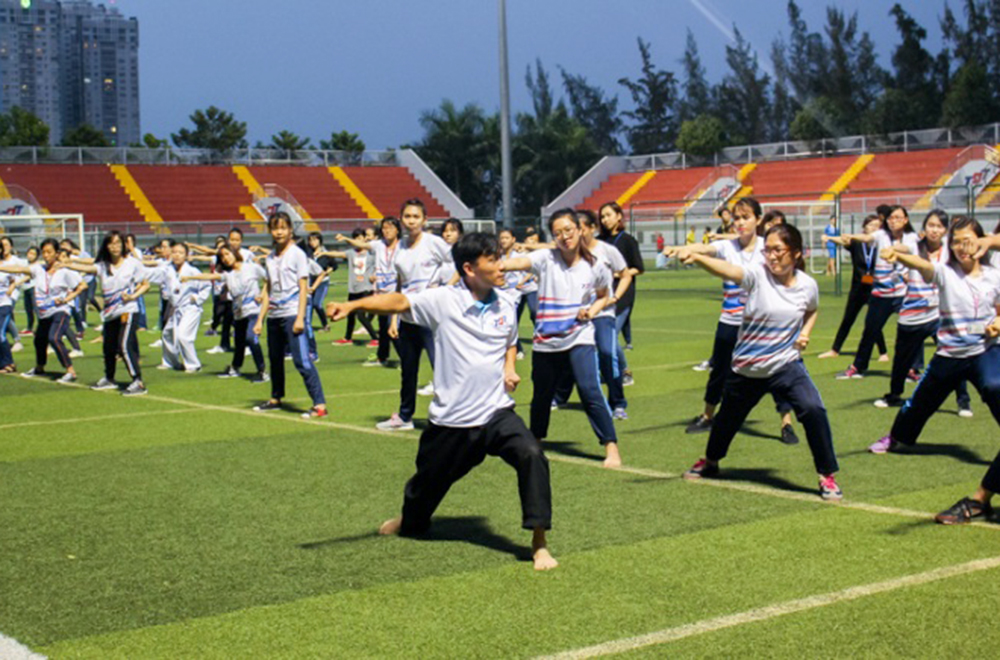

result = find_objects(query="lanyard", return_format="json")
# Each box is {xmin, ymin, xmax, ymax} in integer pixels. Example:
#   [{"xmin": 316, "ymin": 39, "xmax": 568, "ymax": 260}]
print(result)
[
  {"xmin": 965, "ymin": 276, "xmax": 981, "ymax": 321},
  {"xmin": 862, "ymin": 243, "xmax": 876, "ymax": 271}
]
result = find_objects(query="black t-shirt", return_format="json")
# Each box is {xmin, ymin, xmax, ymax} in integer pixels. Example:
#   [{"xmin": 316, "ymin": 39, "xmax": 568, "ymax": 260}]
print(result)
[
  {"xmin": 847, "ymin": 240, "xmax": 876, "ymax": 287},
  {"xmin": 603, "ymin": 231, "xmax": 644, "ymax": 313}
]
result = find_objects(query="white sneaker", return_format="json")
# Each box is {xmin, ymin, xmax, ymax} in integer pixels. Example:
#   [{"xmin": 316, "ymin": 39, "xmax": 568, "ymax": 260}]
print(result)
[
  {"xmin": 156, "ymin": 363, "xmax": 173, "ymax": 370},
  {"xmin": 149, "ymin": 339, "xmax": 163, "ymax": 348},
  {"xmin": 184, "ymin": 366, "xmax": 201, "ymax": 373},
  {"xmin": 692, "ymin": 360, "xmax": 711, "ymax": 372},
  {"xmin": 91, "ymin": 377, "xmax": 118, "ymax": 391},
  {"xmin": 959, "ymin": 407, "xmax": 974, "ymax": 418},
  {"xmin": 57, "ymin": 372, "xmax": 77, "ymax": 384},
  {"xmin": 516, "ymin": 351, "xmax": 525, "ymax": 360},
  {"xmin": 376, "ymin": 413, "xmax": 414, "ymax": 431},
  {"xmin": 245, "ymin": 347, "xmax": 251, "ymax": 357},
  {"xmin": 95, "ymin": 325, "xmax": 104, "ymax": 332},
  {"xmin": 417, "ymin": 382, "xmax": 435, "ymax": 397},
  {"xmin": 207, "ymin": 346, "xmax": 226, "ymax": 355},
  {"xmin": 69, "ymin": 349, "xmax": 84, "ymax": 358},
  {"xmin": 11, "ymin": 341, "xmax": 23, "ymax": 353}
]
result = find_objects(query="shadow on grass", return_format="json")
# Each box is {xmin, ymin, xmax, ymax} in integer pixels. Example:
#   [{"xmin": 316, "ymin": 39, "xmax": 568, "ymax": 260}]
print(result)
[
  {"xmin": 880, "ymin": 519, "xmax": 936, "ymax": 536},
  {"xmin": 541, "ymin": 439, "xmax": 604, "ymax": 462},
  {"xmin": 298, "ymin": 516, "xmax": 531, "ymax": 561},
  {"xmin": 716, "ymin": 467, "xmax": 818, "ymax": 496},
  {"xmin": 839, "ymin": 442, "xmax": 990, "ymax": 466}
]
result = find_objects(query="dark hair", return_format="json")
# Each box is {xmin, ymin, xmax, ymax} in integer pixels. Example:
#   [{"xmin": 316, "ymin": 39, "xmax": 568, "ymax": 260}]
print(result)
[
  {"xmin": 598, "ymin": 201, "xmax": 625, "ymax": 238},
  {"xmin": 351, "ymin": 227, "xmax": 366, "ymax": 239},
  {"xmin": 96, "ymin": 231, "xmax": 127, "ymax": 266},
  {"xmin": 26, "ymin": 245, "xmax": 38, "ymax": 259},
  {"xmin": 862, "ymin": 214, "xmax": 882, "ymax": 230},
  {"xmin": 885, "ymin": 205, "xmax": 915, "ymax": 234},
  {"xmin": 947, "ymin": 215, "xmax": 985, "ymax": 265},
  {"xmin": 764, "ymin": 223, "xmax": 806, "ymax": 271},
  {"xmin": 228, "ymin": 227, "xmax": 244, "ymax": 238},
  {"xmin": 441, "ymin": 218, "xmax": 465, "ymax": 237},
  {"xmin": 39, "ymin": 238, "xmax": 60, "ymax": 255},
  {"xmin": 215, "ymin": 243, "xmax": 240, "ymax": 272},
  {"xmin": 762, "ymin": 209, "xmax": 785, "ymax": 227},
  {"xmin": 577, "ymin": 208, "xmax": 599, "ymax": 229},
  {"xmin": 0, "ymin": 235, "xmax": 12, "ymax": 258},
  {"xmin": 918, "ymin": 209, "xmax": 949, "ymax": 259},
  {"xmin": 717, "ymin": 206, "xmax": 732, "ymax": 219},
  {"xmin": 876, "ymin": 204, "xmax": 892, "ymax": 220},
  {"xmin": 125, "ymin": 233, "xmax": 137, "ymax": 248},
  {"xmin": 167, "ymin": 239, "xmax": 189, "ymax": 256},
  {"xmin": 525, "ymin": 226, "xmax": 538, "ymax": 237},
  {"xmin": 498, "ymin": 228, "xmax": 515, "ymax": 238},
  {"xmin": 547, "ymin": 208, "xmax": 595, "ymax": 265},
  {"xmin": 268, "ymin": 211, "xmax": 294, "ymax": 231},
  {"xmin": 452, "ymin": 232, "xmax": 500, "ymax": 281},
  {"xmin": 158, "ymin": 238, "xmax": 171, "ymax": 248},
  {"xmin": 380, "ymin": 216, "xmax": 402, "ymax": 238},
  {"xmin": 399, "ymin": 198, "xmax": 427, "ymax": 218},
  {"xmin": 734, "ymin": 196, "xmax": 762, "ymax": 219},
  {"xmin": 308, "ymin": 231, "xmax": 324, "ymax": 246}
]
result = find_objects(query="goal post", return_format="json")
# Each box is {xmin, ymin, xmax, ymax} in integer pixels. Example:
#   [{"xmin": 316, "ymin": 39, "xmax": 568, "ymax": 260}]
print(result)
[
  {"xmin": 760, "ymin": 200, "xmax": 838, "ymax": 276},
  {"xmin": 0, "ymin": 213, "xmax": 85, "ymax": 251}
]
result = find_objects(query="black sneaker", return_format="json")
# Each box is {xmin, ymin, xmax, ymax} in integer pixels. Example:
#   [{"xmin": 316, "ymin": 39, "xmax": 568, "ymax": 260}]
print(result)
[
  {"xmin": 683, "ymin": 458, "xmax": 720, "ymax": 480},
  {"xmin": 685, "ymin": 415, "xmax": 713, "ymax": 434},
  {"xmin": 249, "ymin": 372, "xmax": 270, "ymax": 384},
  {"xmin": 253, "ymin": 400, "xmax": 281, "ymax": 412},
  {"xmin": 780, "ymin": 424, "xmax": 800, "ymax": 445},
  {"xmin": 935, "ymin": 497, "xmax": 993, "ymax": 525},
  {"xmin": 218, "ymin": 366, "xmax": 239, "ymax": 379},
  {"xmin": 873, "ymin": 394, "xmax": 904, "ymax": 409}
]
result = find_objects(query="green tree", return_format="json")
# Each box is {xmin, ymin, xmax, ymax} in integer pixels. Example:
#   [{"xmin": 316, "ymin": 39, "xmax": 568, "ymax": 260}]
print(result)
[
  {"xmin": 413, "ymin": 99, "xmax": 491, "ymax": 214},
  {"xmin": 0, "ymin": 106, "xmax": 49, "ymax": 147},
  {"xmin": 717, "ymin": 28, "xmax": 771, "ymax": 145},
  {"xmin": 319, "ymin": 130, "xmax": 365, "ymax": 153},
  {"xmin": 143, "ymin": 133, "xmax": 168, "ymax": 149},
  {"xmin": 678, "ymin": 29, "xmax": 712, "ymax": 123},
  {"xmin": 941, "ymin": 62, "xmax": 995, "ymax": 128},
  {"xmin": 676, "ymin": 114, "xmax": 728, "ymax": 157},
  {"xmin": 789, "ymin": 97, "xmax": 842, "ymax": 143},
  {"xmin": 618, "ymin": 38, "xmax": 678, "ymax": 154},
  {"xmin": 171, "ymin": 106, "xmax": 248, "ymax": 152},
  {"xmin": 61, "ymin": 124, "xmax": 110, "ymax": 147},
  {"xmin": 560, "ymin": 68, "xmax": 622, "ymax": 154},
  {"xmin": 270, "ymin": 130, "xmax": 310, "ymax": 152}
]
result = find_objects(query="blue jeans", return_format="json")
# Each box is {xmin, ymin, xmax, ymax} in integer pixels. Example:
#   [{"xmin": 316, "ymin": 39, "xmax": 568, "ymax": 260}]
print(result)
[
  {"xmin": 266, "ymin": 316, "xmax": 325, "ymax": 406},
  {"xmin": 707, "ymin": 360, "xmax": 838, "ymax": 475},
  {"xmin": 553, "ymin": 317, "xmax": 626, "ymax": 410},
  {"xmin": 515, "ymin": 291, "xmax": 538, "ymax": 354},
  {"xmin": 530, "ymin": 344, "xmax": 617, "ymax": 445},
  {"xmin": 234, "ymin": 315, "xmax": 265, "ymax": 374},
  {"xmin": 614, "ymin": 306, "xmax": 632, "ymax": 371},
  {"xmin": 890, "ymin": 347, "xmax": 1000, "ymax": 446},
  {"xmin": 310, "ymin": 281, "xmax": 329, "ymax": 329},
  {"xmin": 0, "ymin": 305, "xmax": 13, "ymax": 368}
]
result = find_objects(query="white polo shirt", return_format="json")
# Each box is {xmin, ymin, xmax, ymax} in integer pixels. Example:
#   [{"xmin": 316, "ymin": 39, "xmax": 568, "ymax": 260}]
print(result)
[
  {"xmin": 97, "ymin": 257, "xmax": 146, "ymax": 320},
  {"xmin": 31, "ymin": 263, "xmax": 83, "ymax": 319},
  {"xmin": 529, "ymin": 248, "xmax": 611, "ymax": 352},
  {"xmin": 731, "ymin": 264, "xmax": 819, "ymax": 378},
  {"xmin": 265, "ymin": 243, "xmax": 310, "ymax": 319},
  {"xmin": 590, "ymin": 241, "xmax": 627, "ymax": 319},
  {"xmin": 163, "ymin": 263, "xmax": 210, "ymax": 313},
  {"xmin": 405, "ymin": 283, "xmax": 518, "ymax": 427},
  {"xmin": 227, "ymin": 263, "xmax": 266, "ymax": 320},
  {"xmin": 371, "ymin": 239, "xmax": 400, "ymax": 293},
  {"xmin": 713, "ymin": 237, "xmax": 764, "ymax": 326},
  {"xmin": 934, "ymin": 262, "xmax": 1000, "ymax": 358},
  {"xmin": 395, "ymin": 232, "xmax": 453, "ymax": 295}
]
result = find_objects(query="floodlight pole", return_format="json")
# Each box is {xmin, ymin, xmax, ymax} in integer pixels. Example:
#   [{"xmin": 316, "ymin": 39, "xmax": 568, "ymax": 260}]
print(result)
[{"xmin": 498, "ymin": 0, "xmax": 514, "ymax": 229}]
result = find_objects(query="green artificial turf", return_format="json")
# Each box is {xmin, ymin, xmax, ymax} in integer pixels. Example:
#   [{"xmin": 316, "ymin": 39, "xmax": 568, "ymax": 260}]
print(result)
[{"xmin": 1, "ymin": 266, "xmax": 998, "ymax": 658}]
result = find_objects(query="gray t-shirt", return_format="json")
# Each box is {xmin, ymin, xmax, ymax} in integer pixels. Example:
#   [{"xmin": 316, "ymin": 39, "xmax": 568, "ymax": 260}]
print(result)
[{"xmin": 347, "ymin": 248, "xmax": 375, "ymax": 294}]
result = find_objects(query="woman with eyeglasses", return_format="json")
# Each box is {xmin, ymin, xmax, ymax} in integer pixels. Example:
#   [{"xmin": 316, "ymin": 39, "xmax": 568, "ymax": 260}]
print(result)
[
  {"xmin": 502, "ymin": 208, "xmax": 621, "ymax": 468},
  {"xmin": 680, "ymin": 224, "xmax": 843, "ymax": 501}
]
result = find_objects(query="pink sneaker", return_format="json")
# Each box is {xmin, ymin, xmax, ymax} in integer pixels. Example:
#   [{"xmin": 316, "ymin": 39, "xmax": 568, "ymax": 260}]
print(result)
[
  {"xmin": 819, "ymin": 474, "xmax": 843, "ymax": 500},
  {"xmin": 868, "ymin": 435, "xmax": 898, "ymax": 454}
]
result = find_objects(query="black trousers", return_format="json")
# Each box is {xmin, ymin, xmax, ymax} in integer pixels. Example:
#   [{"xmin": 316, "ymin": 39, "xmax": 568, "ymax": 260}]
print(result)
[
  {"xmin": 34, "ymin": 313, "xmax": 73, "ymax": 370},
  {"xmin": 233, "ymin": 315, "xmax": 265, "ymax": 374},
  {"xmin": 853, "ymin": 296, "xmax": 902, "ymax": 373},
  {"xmin": 705, "ymin": 321, "xmax": 792, "ymax": 415},
  {"xmin": 344, "ymin": 291, "xmax": 377, "ymax": 340},
  {"xmin": 103, "ymin": 313, "xmax": 141, "ymax": 381},
  {"xmin": 888, "ymin": 320, "xmax": 970, "ymax": 406},
  {"xmin": 400, "ymin": 408, "xmax": 552, "ymax": 535},
  {"xmin": 398, "ymin": 321, "xmax": 435, "ymax": 422},
  {"xmin": 376, "ymin": 313, "xmax": 400, "ymax": 363},
  {"xmin": 831, "ymin": 281, "xmax": 887, "ymax": 355}
]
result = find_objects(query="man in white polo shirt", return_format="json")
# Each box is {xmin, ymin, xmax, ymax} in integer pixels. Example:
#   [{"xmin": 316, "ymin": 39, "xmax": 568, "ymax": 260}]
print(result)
[{"xmin": 327, "ymin": 232, "xmax": 556, "ymax": 570}]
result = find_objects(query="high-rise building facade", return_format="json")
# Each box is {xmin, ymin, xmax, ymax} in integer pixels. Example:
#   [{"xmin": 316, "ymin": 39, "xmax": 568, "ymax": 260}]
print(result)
[{"xmin": 0, "ymin": 0, "xmax": 139, "ymax": 145}]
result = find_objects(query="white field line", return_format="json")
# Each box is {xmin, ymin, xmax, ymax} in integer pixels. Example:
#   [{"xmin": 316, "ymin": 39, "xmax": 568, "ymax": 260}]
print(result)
[
  {"xmin": 0, "ymin": 632, "xmax": 45, "ymax": 660},
  {"xmin": 0, "ymin": 408, "xmax": 192, "ymax": 431},
  {"xmin": 7, "ymin": 374, "xmax": 996, "ymax": 531},
  {"xmin": 536, "ymin": 554, "xmax": 1000, "ymax": 659}
]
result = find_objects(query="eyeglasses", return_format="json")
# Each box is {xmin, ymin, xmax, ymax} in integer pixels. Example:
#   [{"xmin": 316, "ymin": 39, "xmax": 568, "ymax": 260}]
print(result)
[
  {"xmin": 552, "ymin": 228, "xmax": 578, "ymax": 239},
  {"xmin": 763, "ymin": 247, "xmax": 790, "ymax": 257}
]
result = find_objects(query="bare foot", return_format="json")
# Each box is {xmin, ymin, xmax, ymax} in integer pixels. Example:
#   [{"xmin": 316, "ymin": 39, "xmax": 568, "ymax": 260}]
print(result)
[
  {"xmin": 532, "ymin": 528, "xmax": 558, "ymax": 571},
  {"xmin": 603, "ymin": 442, "xmax": 622, "ymax": 468},
  {"xmin": 878, "ymin": 354, "xmax": 890, "ymax": 363},
  {"xmin": 378, "ymin": 517, "xmax": 402, "ymax": 535},
  {"xmin": 818, "ymin": 350, "xmax": 838, "ymax": 359}
]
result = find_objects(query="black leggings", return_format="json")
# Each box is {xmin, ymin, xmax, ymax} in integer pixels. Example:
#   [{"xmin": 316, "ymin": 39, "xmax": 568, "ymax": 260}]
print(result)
[
  {"xmin": 831, "ymin": 281, "xmax": 887, "ymax": 355},
  {"xmin": 34, "ymin": 313, "xmax": 73, "ymax": 370},
  {"xmin": 103, "ymin": 313, "xmax": 141, "ymax": 381},
  {"xmin": 233, "ymin": 316, "xmax": 265, "ymax": 374},
  {"xmin": 345, "ymin": 291, "xmax": 377, "ymax": 340}
]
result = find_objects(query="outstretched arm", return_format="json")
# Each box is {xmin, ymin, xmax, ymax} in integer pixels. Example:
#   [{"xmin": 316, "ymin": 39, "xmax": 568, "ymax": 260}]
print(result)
[
  {"xmin": 500, "ymin": 256, "xmax": 532, "ymax": 272},
  {"xmin": 681, "ymin": 252, "xmax": 744, "ymax": 284},
  {"xmin": 64, "ymin": 262, "xmax": 99, "ymax": 275},
  {"xmin": 882, "ymin": 248, "xmax": 934, "ymax": 283},
  {"xmin": 335, "ymin": 234, "xmax": 371, "ymax": 250},
  {"xmin": 0, "ymin": 263, "xmax": 31, "ymax": 275},
  {"xmin": 180, "ymin": 273, "xmax": 223, "ymax": 282},
  {"xmin": 326, "ymin": 293, "xmax": 410, "ymax": 321}
]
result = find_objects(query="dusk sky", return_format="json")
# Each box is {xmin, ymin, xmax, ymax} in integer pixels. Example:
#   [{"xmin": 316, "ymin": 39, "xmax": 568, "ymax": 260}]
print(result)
[{"xmin": 108, "ymin": 0, "xmax": 950, "ymax": 150}]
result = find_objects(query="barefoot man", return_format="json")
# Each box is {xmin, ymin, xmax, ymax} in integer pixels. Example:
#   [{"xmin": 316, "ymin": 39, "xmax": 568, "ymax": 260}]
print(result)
[{"xmin": 327, "ymin": 232, "xmax": 557, "ymax": 570}]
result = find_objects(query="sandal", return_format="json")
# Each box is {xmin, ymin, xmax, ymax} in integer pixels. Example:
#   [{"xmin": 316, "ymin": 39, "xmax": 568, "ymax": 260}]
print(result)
[{"xmin": 935, "ymin": 497, "xmax": 993, "ymax": 525}]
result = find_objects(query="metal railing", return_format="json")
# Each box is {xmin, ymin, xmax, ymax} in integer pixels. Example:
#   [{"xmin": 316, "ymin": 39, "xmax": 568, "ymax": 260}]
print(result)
[
  {"xmin": 0, "ymin": 145, "xmax": 401, "ymax": 167},
  {"xmin": 622, "ymin": 122, "xmax": 1000, "ymax": 172}
]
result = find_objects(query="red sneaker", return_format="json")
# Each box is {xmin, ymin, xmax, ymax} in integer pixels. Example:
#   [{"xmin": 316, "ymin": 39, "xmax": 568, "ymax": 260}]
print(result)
[
  {"xmin": 367, "ymin": 339, "xmax": 379, "ymax": 348},
  {"xmin": 332, "ymin": 339, "xmax": 352, "ymax": 346},
  {"xmin": 302, "ymin": 407, "xmax": 329, "ymax": 419}
]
